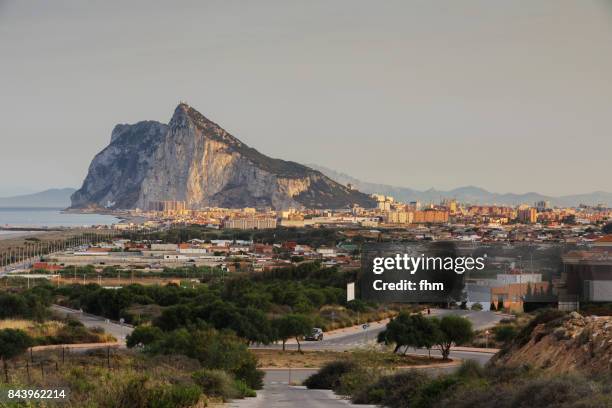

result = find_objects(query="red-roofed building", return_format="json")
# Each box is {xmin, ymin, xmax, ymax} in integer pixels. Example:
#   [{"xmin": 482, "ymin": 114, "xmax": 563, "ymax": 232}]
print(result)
[{"xmin": 32, "ymin": 262, "xmax": 62, "ymax": 272}]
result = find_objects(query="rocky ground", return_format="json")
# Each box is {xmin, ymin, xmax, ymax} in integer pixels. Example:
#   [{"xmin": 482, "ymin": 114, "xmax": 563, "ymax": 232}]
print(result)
[{"xmin": 491, "ymin": 311, "xmax": 612, "ymax": 374}]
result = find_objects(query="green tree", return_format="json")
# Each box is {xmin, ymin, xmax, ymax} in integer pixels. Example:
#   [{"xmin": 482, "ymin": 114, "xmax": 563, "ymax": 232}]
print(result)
[
  {"xmin": 126, "ymin": 325, "xmax": 163, "ymax": 348},
  {"xmin": 0, "ymin": 329, "xmax": 33, "ymax": 380},
  {"xmin": 273, "ymin": 314, "xmax": 313, "ymax": 352},
  {"xmin": 0, "ymin": 294, "xmax": 27, "ymax": 319},
  {"xmin": 377, "ymin": 312, "xmax": 438, "ymax": 355},
  {"xmin": 432, "ymin": 315, "xmax": 474, "ymax": 360}
]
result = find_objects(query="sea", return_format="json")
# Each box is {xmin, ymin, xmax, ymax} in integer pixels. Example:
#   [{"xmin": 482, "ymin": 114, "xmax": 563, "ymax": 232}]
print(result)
[{"xmin": 0, "ymin": 207, "xmax": 119, "ymax": 233}]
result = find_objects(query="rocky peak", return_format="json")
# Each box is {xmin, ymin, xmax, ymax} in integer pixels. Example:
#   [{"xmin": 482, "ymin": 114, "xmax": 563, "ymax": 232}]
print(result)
[
  {"xmin": 71, "ymin": 104, "xmax": 376, "ymax": 210},
  {"xmin": 169, "ymin": 102, "xmax": 243, "ymax": 148}
]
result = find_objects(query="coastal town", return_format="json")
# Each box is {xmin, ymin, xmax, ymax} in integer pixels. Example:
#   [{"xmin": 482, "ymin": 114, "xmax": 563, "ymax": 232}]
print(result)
[{"xmin": 2, "ymin": 194, "xmax": 610, "ymax": 315}]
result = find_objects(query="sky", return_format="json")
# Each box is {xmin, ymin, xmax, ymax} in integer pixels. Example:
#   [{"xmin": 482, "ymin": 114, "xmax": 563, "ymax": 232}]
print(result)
[{"xmin": 1, "ymin": 0, "xmax": 611, "ymax": 197}]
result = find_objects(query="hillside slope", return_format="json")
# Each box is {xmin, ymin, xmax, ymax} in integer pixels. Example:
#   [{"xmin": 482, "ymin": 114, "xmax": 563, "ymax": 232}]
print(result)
[
  {"xmin": 72, "ymin": 104, "xmax": 375, "ymax": 210},
  {"xmin": 490, "ymin": 311, "xmax": 612, "ymax": 375}
]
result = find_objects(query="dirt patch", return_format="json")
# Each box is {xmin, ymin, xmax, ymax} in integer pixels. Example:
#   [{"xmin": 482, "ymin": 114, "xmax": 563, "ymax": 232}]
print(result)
[{"xmin": 253, "ymin": 349, "xmax": 444, "ymax": 369}]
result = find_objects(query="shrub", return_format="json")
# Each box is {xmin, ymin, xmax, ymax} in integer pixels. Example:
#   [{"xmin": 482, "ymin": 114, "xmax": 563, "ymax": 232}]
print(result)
[
  {"xmin": 455, "ymin": 360, "xmax": 485, "ymax": 379},
  {"xmin": 303, "ymin": 360, "xmax": 357, "ymax": 389},
  {"xmin": 346, "ymin": 299, "xmax": 368, "ymax": 313},
  {"xmin": 0, "ymin": 293, "xmax": 28, "ymax": 318},
  {"xmin": 192, "ymin": 369, "xmax": 238, "ymax": 400},
  {"xmin": 515, "ymin": 309, "xmax": 566, "ymax": 347},
  {"xmin": 412, "ymin": 376, "xmax": 461, "ymax": 408},
  {"xmin": 126, "ymin": 326, "xmax": 163, "ymax": 348},
  {"xmin": 149, "ymin": 384, "xmax": 201, "ymax": 408},
  {"xmin": 494, "ymin": 325, "xmax": 518, "ymax": 343},
  {"xmin": 352, "ymin": 370, "xmax": 430, "ymax": 407},
  {"xmin": 110, "ymin": 376, "xmax": 150, "ymax": 408},
  {"xmin": 101, "ymin": 375, "xmax": 201, "ymax": 408},
  {"xmin": 508, "ymin": 374, "xmax": 593, "ymax": 407},
  {"xmin": 436, "ymin": 370, "xmax": 603, "ymax": 408},
  {"xmin": 145, "ymin": 328, "xmax": 264, "ymax": 390},
  {"xmin": 0, "ymin": 329, "xmax": 33, "ymax": 360},
  {"xmin": 335, "ymin": 366, "xmax": 380, "ymax": 397},
  {"xmin": 233, "ymin": 380, "xmax": 256, "ymax": 398}
]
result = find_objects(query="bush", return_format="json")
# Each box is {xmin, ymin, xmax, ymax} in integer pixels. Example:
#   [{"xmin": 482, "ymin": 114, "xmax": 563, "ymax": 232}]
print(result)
[
  {"xmin": 494, "ymin": 325, "xmax": 518, "ymax": 343},
  {"xmin": 233, "ymin": 380, "xmax": 256, "ymax": 398},
  {"xmin": 303, "ymin": 360, "xmax": 357, "ymax": 390},
  {"xmin": 438, "ymin": 372, "xmax": 601, "ymax": 408},
  {"xmin": 412, "ymin": 376, "xmax": 461, "ymax": 408},
  {"xmin": 352, "ymin": 370, "xmax": 430, "ymax": 407},
  {"xmin": 149, "ymin": 384, "xmax": 201, "ymax": 408},
  {"xmin": 346, "ymin": 299, "xmax": 368, "ymax": 313},
  {"xmin": 127, "ymin": 326, "xmax": 163, "ymax": 348},
  {"xmin": 192, "ymin": 369, "xmax": 239, "ymax": 401},
  {"xmin": 145, "ymin": 328, "xmax": 264, "ymax": 390},
  {"xmin": 102, "ymin": 375, "xmax": 201, "ymax": 408},
  {"xmin": 53, "ymin": 324, "xmax": 100, "ymax": 344},
  {"xmin": 515, "ymin": 309, "xmax": 567, "ymax": 347},
  {"xmin": 0, "ymin": 329, "xmax": 33, "ymax": 360},
  {"xmin": 0, "ymin": 293, "xmax": 28, "ymax": 318},
  {"xmin": 455, "ymin": 360, "xmax": 485, "ymax": 379},
  {"xmin": 508, "ymin": 374, "xmax": 593, "ymax": 407}
]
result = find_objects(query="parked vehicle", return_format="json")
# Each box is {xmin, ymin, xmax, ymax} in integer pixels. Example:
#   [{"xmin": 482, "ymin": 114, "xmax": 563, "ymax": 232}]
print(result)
[{"xmin": 305, "ymin": 327, "xmax": 324, "ymax": 341}]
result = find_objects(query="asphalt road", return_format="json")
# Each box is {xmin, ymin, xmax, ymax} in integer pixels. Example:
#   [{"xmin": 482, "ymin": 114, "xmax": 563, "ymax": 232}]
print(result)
[
  {"xmin": 228, "ymin": 383, "xmax": 377, "ymax": 408},
  {"xmin": 254, "ymin": 309, "xmax": 505, "ymax": 353},
  {"xmin": 50, "ymin": 304, "xmax": 134, "ymax": 344},
  {"xmin": 55, "ymin": 304, "xmax": 502, "ymax": 407},
  {"xmin": 238, "ymin": 309, "xmax": 502, "ymax": 407}
]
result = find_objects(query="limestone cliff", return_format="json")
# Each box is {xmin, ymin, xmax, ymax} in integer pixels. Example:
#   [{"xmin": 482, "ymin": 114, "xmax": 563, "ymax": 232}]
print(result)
[{"xmin": 71, "ymin": 104, "xmax": 375, "ymax": 210}]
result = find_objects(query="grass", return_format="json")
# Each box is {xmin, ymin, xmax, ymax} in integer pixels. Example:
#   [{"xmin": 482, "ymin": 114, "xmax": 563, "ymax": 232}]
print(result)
[
  {"xmin": 469, "ymin": 313, "xmax": 530, "ymax": 349},
  {"xmin": 2, "ymin": 350, "xmax": 215, "ymax": 407},
  {"xmin": 0, "ymin": 319, "xmax": 116, "ymax": 345},
  {"xmin": 252, "ymin": 349, "xmax": 444, "ymax": 369},
  {"xmin": 0, "ymin": 319, "xmax": 35, "ymax": 330}
]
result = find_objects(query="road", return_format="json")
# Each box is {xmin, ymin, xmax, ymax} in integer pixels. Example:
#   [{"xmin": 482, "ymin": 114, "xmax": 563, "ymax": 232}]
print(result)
[
  {"xmin": 228, "ymin": 383, "xmax": 376, "ymax": 408},
  {"xmin": 50, "ymin": 304, "xmax": 134, "ymax": 344},
  {"xmin": 236, "ymin": 309, "xmax": 502, "ymax": 407},
  {"xmin": 254, "ymin": 308, "xmax": 505, "ymax": 353},
  {"xmin": 55, "ymin": 304, "xmax": 502, "ymax": 407}
]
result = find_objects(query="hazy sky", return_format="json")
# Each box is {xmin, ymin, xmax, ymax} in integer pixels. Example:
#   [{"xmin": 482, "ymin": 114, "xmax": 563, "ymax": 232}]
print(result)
[{"xmin": 1, "ymin": 0, "xmax": 611, "ymax": 197}]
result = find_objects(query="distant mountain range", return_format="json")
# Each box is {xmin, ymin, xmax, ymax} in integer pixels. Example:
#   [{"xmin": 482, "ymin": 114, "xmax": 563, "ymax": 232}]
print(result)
[
  {"xmin": 0, "ymin": 188, "xmax": 77, "ymax": 208},
  {"xmin": 1, "ymin": 159, "xmax": 608, "ymax": 210},
  {"xmin": 309, "ymin": 165, "xmax": 612, "ymax": 207}
]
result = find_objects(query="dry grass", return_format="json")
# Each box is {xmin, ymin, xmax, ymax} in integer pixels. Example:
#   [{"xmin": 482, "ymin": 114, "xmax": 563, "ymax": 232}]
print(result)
[
  {"xmin": 0, "ymin": 319, "xmax": 33, "ymax": 330},
  {"xmin": 253, "ymin": 349, "xmax": 443, "ymax": 369},
  {"xmin": 0, "ymin": 319, "xmax": 115, "ymax": 344},
  {"xmin": 2, "ymin": 350, "xmax": 215, "ymax": 408},
  {"xmin": 0, "ymin": 319, "xmax": 65, "ymax": 337}
]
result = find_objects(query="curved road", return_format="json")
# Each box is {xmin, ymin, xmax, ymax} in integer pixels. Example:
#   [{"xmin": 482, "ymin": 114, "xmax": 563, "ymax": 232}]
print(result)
[
  {"xmin": 53, "ymin": 305, "xmax": 504, "ymax": 407},
  {"xmin": 237, "ymin": 309, "xmax": 504, "ymax": 408},
  {"xmin": 51, "ymin": 304, "xmax": 133, "ymax": 344}
]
